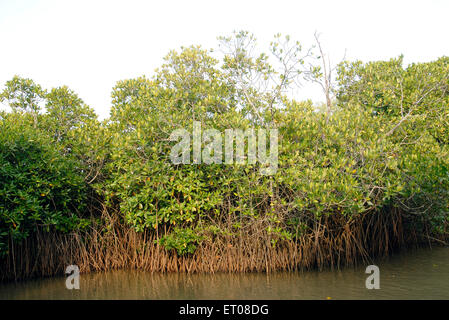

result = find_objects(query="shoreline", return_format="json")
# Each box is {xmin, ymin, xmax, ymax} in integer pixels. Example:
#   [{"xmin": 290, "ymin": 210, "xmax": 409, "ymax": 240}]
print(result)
[{"xmin": 2, "ymin": 210, "xmax": 447, "ymax": 282}]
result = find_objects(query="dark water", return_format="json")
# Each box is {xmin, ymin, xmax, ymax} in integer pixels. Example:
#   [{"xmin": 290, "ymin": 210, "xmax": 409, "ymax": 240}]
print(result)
[{"xmin": 1, "ymin": 246, "xmax": 448, "ymax": 300}]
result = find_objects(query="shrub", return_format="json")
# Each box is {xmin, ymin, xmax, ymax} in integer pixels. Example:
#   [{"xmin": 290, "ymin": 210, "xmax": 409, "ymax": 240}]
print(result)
[{"xmin": 0, "ymin": 114, "xmax": 89, "ymax": 256}]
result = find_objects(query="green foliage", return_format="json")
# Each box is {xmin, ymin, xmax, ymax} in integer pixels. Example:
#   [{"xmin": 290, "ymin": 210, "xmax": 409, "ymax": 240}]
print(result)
[
  {"xmin": 337, "ymin": 56, "xmax": 449, "ymax": 143},
  {"xmin": 276, "ymin": 101, "xmax": 449, "ymax": 231},
  {"xmin": 103, "ymin": 46, "xmax": 244, "ymax": 236},
  {"xmin": 44, "ymin": 86, "xmax": 107, "ymax": 185},
  {"xmin": 43, "ymin": 86, "xmax": 97, "ymax": 145},
  {"xmin": 158, "ymin": 227, "xmax": 203, "ymax": 255},
  {"xmin": 0, "ymin": 114, "xmax": 89, "ymax": 256},
  {"xmin": 0, "ymin": 75, "xmax": 46, "ymax": 114}
]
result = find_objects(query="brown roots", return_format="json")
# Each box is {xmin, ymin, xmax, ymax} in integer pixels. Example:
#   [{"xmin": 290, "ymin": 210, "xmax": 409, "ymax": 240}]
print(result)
[{"xmin": 1, "ymin": 207, "xmax": 446, "ymax": 282}]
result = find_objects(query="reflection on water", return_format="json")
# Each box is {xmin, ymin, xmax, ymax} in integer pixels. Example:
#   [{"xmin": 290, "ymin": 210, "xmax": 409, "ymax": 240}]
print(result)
[{"xmin": 0, "ymin": 246, "xmax": 448, "ymax": 300}]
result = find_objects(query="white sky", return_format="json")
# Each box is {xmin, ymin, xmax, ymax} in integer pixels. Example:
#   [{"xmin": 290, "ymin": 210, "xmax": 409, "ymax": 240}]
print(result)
[{"xmin": 0, "ymin": 0, "xmax": 447, "ymax": 119}]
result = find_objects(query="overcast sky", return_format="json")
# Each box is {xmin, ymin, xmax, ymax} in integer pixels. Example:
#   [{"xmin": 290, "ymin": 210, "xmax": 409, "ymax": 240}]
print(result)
[{"xmin": 0, "ymin": 0, "xmax": 447, "ymax": 119}]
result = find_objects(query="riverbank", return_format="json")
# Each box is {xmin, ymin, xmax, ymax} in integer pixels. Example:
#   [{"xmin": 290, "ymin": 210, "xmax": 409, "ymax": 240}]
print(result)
[
  {"xmin": 1, "ymin": 207, "xmax": 447, "ymax": 282},
  {"xmin": 1, "ymin": 246, "xmax": 448, "ymax": 299}
]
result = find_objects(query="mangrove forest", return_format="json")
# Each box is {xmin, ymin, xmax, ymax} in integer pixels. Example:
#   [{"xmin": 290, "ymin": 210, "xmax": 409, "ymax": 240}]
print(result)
[{"xmin": 1, "ymin": 31, "xmax": 448, "ymax": 282}]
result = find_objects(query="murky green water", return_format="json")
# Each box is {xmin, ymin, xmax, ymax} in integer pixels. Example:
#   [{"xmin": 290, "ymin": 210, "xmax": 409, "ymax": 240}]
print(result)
[{"xmin": 1, "ymin": 246, "xmax": 448, "ymax": 299}]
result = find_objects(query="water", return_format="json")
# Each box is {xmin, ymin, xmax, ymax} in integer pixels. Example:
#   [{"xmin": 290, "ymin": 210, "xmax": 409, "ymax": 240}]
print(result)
[{"xmin": 1, "ymin": 246, "xmax": 448, "ymax": 300}]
